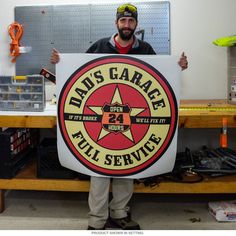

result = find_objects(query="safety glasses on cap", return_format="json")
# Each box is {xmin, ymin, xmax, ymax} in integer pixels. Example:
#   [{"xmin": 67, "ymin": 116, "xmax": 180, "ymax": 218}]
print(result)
[{"xmin": 117, "ymin": 4, "xmax": 137, "ymax": 13}]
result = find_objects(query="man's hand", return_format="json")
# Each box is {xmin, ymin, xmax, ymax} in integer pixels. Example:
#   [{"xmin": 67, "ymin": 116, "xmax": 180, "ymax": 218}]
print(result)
[
  {"xmin": 50, "ymin": 48, "xmax": 60, "ymax": 64},
  {"xmin": 178, "ymin": 52, "xmax": 188, "ymax": 70}
]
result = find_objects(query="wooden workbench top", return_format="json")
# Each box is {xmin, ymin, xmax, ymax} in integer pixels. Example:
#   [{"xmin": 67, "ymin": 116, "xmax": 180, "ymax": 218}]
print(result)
[{"xmin": 0, "ymin": 99, "xmax": 236, "ymax": 128}]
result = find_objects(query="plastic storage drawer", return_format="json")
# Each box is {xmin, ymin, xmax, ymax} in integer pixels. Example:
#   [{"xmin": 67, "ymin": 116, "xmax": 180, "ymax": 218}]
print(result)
[{"xmin": 0, "ymin": 75, "xmax": 45, "ymax": 111}]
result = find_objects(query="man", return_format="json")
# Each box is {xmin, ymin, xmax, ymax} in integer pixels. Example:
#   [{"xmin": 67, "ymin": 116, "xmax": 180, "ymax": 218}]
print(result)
[{"xmin": 51, "ymin": 3, "xmax": 188, "ymax": 230}]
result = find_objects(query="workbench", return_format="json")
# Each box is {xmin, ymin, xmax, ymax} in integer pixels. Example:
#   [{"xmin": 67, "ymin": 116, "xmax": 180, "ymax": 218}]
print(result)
[{"xmin": 1, "ymin": 99, "xmax": 236, "ymax": 213}]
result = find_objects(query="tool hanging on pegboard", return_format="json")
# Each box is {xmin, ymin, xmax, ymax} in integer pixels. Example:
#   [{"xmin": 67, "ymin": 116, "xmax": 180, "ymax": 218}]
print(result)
[
  {"xmin": 8, "ymin": 22, "xmax": 32, "ymax": 63},
  {"xmin": 8, "ymin": 22, "xmax": 24, "ymax": 62}
]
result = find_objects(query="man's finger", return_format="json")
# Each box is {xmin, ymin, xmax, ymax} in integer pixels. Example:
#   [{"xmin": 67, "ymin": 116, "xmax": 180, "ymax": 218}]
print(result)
[{"xmin": 52, "ymin": 48, "xmax": 59, "ymax": 54}]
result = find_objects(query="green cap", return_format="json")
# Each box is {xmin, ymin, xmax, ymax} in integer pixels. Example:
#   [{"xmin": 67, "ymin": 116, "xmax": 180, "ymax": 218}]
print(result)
[{"xmin": 116, "ymin": 3, "xmax": 138, "ymax": 21}]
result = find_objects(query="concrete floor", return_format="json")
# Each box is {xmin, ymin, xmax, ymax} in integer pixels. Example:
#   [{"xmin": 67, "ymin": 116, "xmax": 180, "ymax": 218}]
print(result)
[{"xmin": 0, "ymin": 190, "xmax": 236, "ymax": 230}]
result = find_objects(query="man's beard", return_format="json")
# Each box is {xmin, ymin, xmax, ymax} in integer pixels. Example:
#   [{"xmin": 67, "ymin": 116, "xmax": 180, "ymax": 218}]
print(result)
[{"xmin": 118, "ymin": 27, "xmax": 135, "ymax": 41}]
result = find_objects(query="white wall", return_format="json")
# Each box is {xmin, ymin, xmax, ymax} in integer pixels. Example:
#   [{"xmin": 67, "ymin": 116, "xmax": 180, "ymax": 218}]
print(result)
[{"xmin": 0, "ymin": 0, "xmax": 235, "ymax": 99}]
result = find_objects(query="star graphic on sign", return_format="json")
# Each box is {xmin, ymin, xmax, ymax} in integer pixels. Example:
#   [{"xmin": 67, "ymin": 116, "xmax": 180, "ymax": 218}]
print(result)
[{"xmin": 88, "ymin": 86, "xmax": 146, "ymax": 142}]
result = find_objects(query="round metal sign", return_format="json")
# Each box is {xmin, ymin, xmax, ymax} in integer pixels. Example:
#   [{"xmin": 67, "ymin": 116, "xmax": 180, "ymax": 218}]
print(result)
[{"xmin": 58, "ymin": 56, "xmax": 178, "ymax": 176}]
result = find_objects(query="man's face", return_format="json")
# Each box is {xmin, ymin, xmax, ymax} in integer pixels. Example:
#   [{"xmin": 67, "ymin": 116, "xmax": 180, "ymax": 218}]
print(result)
[{"xmin": 116, "ymin": 17, "xmax": 137, "ymax": 41}]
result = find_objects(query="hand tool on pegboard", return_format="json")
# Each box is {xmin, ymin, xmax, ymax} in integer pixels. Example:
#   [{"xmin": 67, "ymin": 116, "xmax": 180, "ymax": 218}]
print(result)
[
  {"xmin": 8, "ymin": 22, "xmax": 23, "ymax": 62},
  {"xmin": 8, "ymin": 22, "xmax": 31, "ymax": 63}
]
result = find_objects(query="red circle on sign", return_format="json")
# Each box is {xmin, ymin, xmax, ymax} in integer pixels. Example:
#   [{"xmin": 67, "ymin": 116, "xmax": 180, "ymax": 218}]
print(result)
[{"xmin": 83, "ymin": 83, "xmax": 150, "ymax": 150}]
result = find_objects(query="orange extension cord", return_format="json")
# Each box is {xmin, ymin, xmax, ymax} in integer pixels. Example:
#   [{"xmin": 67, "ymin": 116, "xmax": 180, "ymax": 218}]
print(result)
[{"xmin": 8, "ymin": 22, "xmax": 24, "ymax": 63}]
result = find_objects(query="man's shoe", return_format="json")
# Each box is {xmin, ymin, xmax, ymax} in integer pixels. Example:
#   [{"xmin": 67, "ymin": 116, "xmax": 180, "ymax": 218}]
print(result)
[
  {"xmin": 109, "ymin": 216, "xmax": 141, "ymax": 230},
  {"xmin": 87, "ymin": 226, "xmax": 105, "ymax": 230}
]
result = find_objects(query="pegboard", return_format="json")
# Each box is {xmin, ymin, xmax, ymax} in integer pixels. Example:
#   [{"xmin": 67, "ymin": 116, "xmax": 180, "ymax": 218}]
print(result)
[{"xmin": 15, "ymin": 2, "xmax": 170, "ymax": 75}]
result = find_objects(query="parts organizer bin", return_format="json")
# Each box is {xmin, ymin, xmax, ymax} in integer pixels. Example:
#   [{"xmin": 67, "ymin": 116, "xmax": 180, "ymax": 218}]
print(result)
[
  {"xmin": 0, "ymin": 128, "xmax": 39, "ymax": 178},
  {"xmin": 0, "ymin": 75, "xmax": 45, "ymax": 111}
]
